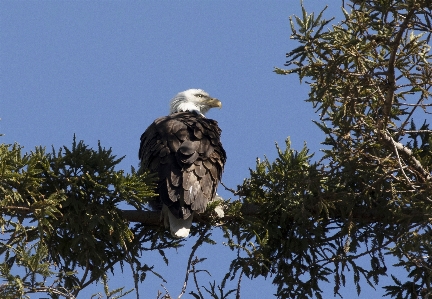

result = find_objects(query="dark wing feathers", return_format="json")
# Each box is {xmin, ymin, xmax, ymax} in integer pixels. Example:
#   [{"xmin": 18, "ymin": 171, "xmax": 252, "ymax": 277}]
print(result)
[
  {"xmin": 139, "ymin": 112, "xmax": 226, "ymax": 220},
  {"xmin": 193, "ymin": 162, "xmax": 207, "ymax": 178}
]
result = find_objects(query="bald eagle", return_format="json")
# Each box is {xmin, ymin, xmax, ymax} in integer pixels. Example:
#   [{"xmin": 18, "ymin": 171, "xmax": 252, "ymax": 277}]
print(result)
[{"xmin": 139, "ymin": 89, "xmax": 226, "ymax": 238}]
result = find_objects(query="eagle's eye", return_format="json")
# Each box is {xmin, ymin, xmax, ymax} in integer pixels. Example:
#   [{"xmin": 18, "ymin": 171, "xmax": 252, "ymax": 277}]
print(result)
[{"xmin": 196, "ymin": 94, "xmax": 205, "ymax": 98}]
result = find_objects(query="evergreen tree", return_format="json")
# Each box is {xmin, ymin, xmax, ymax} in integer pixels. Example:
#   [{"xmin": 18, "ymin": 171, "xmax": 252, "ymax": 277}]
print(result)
[{"xmin": 0, "ymin": 1, "xmax": 431, "ymax": 298}]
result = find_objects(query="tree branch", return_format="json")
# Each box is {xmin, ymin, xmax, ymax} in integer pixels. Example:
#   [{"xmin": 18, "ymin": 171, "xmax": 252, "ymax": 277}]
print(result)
[
  {"xmin": 121, "ymin": 199, "xmax": 431, "ymax": 228},
  {"xmin": 381, "ymin": 130, "xmax": 432, "ymax": 182},
  {"xmin": 381, "ymin": 8, "xmax": 416, "ymax": 128},
  {"xmin": 178, "ymin": 229, "xmax": 209, "ymax": 298}
]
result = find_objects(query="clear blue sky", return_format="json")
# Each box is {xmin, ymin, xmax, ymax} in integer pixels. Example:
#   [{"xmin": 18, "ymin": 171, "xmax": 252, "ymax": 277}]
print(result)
[{"xmin": 1, "ymin": 1, "xmax": 405, "ymax": 298}]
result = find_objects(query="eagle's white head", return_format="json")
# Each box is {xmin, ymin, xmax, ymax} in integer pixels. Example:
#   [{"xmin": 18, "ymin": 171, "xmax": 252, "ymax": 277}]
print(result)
[{"xmin": 170, "ymin": 89, "xmax": 222, "ymax": 116}]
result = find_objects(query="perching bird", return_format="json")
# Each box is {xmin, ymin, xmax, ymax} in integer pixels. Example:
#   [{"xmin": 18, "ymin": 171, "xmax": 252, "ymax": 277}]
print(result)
[{"xmin": 139, "ymin": 89, "xmax": 226, "ymax": 238}]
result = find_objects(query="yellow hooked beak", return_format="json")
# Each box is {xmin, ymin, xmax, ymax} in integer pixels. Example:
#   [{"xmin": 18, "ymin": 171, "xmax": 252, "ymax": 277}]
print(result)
[{"xmin": 204, "ymin": 98, "xmax": 222, "ymax": 109}]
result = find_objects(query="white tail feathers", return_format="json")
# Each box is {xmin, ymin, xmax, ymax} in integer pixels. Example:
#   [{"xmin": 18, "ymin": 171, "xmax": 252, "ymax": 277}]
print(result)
[{"xmin": 162, "ymin": 205, "xmax": 193, "ymax": 238}]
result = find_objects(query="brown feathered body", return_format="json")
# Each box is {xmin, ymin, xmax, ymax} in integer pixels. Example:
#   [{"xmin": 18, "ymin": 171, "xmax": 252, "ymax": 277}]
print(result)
[{"xmin": 139, "ymin": 111, "xmax": 226, "ymax": 222}]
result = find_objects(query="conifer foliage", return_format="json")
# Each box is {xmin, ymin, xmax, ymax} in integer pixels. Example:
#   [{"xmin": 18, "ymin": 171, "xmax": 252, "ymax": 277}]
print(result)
[
  {"xmin": 0, "ymin": 138, "xmax": 156, "ymax": 298},
  {"xmin": 1, "ymin": 1, "xmax": 431, "ymax": 298}
]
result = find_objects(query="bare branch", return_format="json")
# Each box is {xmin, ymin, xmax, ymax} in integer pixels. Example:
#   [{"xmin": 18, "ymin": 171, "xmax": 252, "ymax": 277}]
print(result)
[
  {"xmin": 402, "ymin": 130, "xmax": 432, "ymax": 134},
  {"xmin": 381, "ymin": 130, "xmax": 432, "ymax": 182},
  {"xmin": 391, "ymin": 136, "xmax": 417, "ymax": 191},
  {"xmin": 236, "ymin": 270, "xmax": 243, "ymax": 299},
  {"xmin": 381, "ymin": 8, "xmax": 417, "ymax": 128},
  {"xmin": 178, "ymin": 229, "xmax": 210, "ymax": 299}
]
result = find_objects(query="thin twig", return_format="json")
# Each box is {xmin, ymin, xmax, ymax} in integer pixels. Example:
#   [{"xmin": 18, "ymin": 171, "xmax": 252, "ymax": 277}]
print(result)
[
  {"xmin": 381, "ymin": 8, "xmax": 416, "ymax": 128},
  {"xmin": 236, "ymin": 270, "xmax": 243, "ymax": 299},
  {"xmin": 191, "ymin": 257, "xmax": 205, "ymax": 299},
  {"xmin": 402, "ymin": 130, "xmax": 432, "ymax": 134},
  {"xmin": 391, "ymin": 137, "xmax": 417, "ymax": 191},
  {"xmin": 160, "ymin": 284, "xmax": 171, "ymax": 299},
  {"xmin": 26, "ymin": 286, "xmax": 76, "ymax": 299},
  {"xmin": 381, "ymin": 130, "xmax": 432, "ymax": 182},
  {"xmin": 220, "ymin": 181, "xmax": 238, "ymax": 196},
  {"xmin": 128, "ymin": 253, "xmax": 140, "ymax": 299},
  {"xmin": 178, "ymin": 228, "xmax": 210, "ymax": 299},
  {"xmin": 395, "ymin": 95, "xmax": 426, "ymax": 139}
]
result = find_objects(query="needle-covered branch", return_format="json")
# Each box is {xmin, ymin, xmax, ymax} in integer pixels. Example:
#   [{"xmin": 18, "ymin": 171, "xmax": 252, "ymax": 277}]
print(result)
[
  {"xmin": 1, "ymin": 1, "xmax": 432, "ymax": 299},
  {"xmin": 270, "ymin": 1, "xmax": 432, "ymax": 298},
  {"xmin": 0, "ymin": 139, "xmax": 158, "ymax": 298}
]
